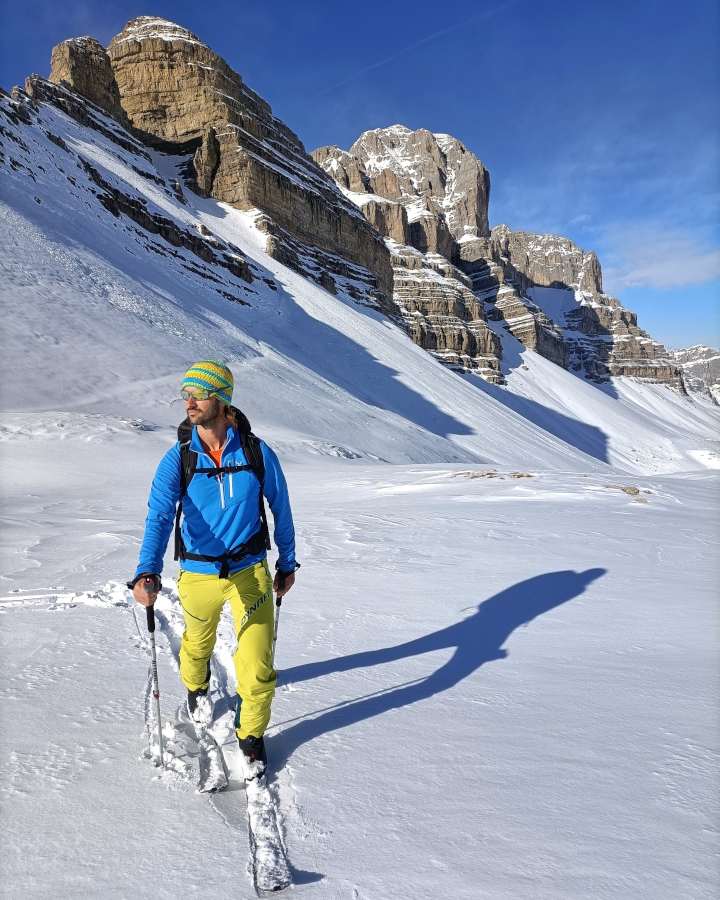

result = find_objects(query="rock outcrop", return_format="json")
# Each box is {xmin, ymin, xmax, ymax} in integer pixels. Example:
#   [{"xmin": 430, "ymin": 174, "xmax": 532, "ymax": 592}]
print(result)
[
  {"xmin": 316, "ymin": 127, "xmax": 681, "ymax": 388},
  {"xmin": 473, "ymin": 225, "xmax": 603, "ymax": 295},
  {"xmin": 314, "ymin": 126, "xmax": 502, "ymax": 378},
  {"xmin": 46, "ymin": 16, "xmax": 393, "ymax": 309},
  {"xmin": 462, "ymin": 226, "xmax": 679, "ymax": 383},
  {"xmin": 672, "ymin": 346, "xmax": 720, "ymax": 403},
  {"xmin": 49, "ymin": 37, "xmax": 129, "ymax": 126},
  {"xmin": 314, "ymin": 126, "xmax": 491, "ymax": 251},
  {"xmin": 392, "ymin": 246, "xmax": 502, "ymax": 381}
]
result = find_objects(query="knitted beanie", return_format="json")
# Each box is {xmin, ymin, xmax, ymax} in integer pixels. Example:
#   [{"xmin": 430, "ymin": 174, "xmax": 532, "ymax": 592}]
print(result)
[{"xmin": 181, "ymin": 360, "xmax": 234, "ymax": 404}]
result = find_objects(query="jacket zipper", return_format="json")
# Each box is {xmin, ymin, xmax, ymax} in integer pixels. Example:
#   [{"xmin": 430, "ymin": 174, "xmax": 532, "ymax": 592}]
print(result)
[{"xmin": 215, "ymin": 434, "xmax": 231, "ymax": 509}]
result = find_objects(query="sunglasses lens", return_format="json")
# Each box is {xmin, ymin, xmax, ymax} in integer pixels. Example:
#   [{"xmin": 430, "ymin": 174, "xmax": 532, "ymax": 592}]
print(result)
[{"xmin": 182, "ymin": 389, "xmax": 209, "ymax": 401}]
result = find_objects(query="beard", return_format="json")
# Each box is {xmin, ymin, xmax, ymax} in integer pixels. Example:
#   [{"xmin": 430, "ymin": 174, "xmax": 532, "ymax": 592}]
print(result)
[{"xmin": 187, "ymin": 398, "xmax": 225, "ymax": 427}]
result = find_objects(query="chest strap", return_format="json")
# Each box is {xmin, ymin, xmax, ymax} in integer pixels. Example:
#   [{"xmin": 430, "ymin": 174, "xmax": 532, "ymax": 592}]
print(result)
[
  {"xmin": 194, "ymin": 464, "xmax": 253, "ymax": 478},
  {"xmin": 179, "ymin": 526, "xmax": 268, "ymax": 579}
]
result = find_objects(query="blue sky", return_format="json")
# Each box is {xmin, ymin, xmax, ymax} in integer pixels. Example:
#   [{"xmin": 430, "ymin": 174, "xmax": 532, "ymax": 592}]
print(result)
[{"xmin": 1, "ymin": 0, "xmax": 718, "ymax": 348}]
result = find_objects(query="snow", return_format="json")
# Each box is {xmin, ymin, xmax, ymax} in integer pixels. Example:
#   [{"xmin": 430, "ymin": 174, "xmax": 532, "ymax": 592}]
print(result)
[
  {"xmin": 1, "ymin": 88, "xmax": 719, "ymax": 899},
  {"xmin": 527, "ymin": 285, "xmax": 578, "ymax": 326},
  {"xmin": 110, "ymin": 17, "xmax": 206, "ymax": 48}
]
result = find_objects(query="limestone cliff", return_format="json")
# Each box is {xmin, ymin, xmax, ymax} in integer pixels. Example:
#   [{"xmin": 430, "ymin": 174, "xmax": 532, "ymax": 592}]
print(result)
[
  {"xmin": 316, "ymin": 127, "xmax": 681, "ymax": 388},
  {"xmin": 49, "ymin": 17, "xmax": 393, "ymax": 308}
]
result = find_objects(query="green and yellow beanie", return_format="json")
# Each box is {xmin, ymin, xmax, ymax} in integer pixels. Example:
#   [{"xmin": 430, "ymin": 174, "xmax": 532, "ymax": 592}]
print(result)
[{"xmin": 182, "ymin": 360, "xmax": 234, "ymax": 404}]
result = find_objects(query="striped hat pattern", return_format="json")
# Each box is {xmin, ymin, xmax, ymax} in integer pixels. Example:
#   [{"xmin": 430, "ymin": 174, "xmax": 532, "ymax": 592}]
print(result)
[{"xmin": 182, "ymin": 360, "xmax": 234, "ymax": 404}]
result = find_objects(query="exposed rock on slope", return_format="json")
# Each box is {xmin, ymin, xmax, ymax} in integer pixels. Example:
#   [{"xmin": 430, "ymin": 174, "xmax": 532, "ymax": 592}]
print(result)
[
  {"xmin": 0, "ymin": 82, "xmax": 259, "ymax": 300},
  {"xmin": 392, "ymin": 245, "xmax": 502, "ymax": 381},
  {"xmin": 672, "ymin": 346, "xmax": 720, "ymax": 403},
  {"xmin": 314, "ymin": 127, "xmax": 502, "ymax": 379},
  {"xmin": 315, "ymin": 125, "xmax": 490, "ymax": 252},
  {"xmin": 316, "ymin": 126, "xmax": 681, "ymax": 387},
  {"xmin": 49, "ymin": 37, "xmax": 129, "ymax": 127},
  {"xmin": 48, "ymin": 16, "xmax": 393, "ymax": 309}
]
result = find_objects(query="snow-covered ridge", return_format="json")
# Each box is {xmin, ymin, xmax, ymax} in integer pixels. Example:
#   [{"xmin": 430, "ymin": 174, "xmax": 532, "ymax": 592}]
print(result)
[
  {"xmin": 2, "ymin": 66, "xmax": 720, "ymax": 477},
  {"xmin": 109, "ymin": 16, "xmax": 206, "ymax": 47}
]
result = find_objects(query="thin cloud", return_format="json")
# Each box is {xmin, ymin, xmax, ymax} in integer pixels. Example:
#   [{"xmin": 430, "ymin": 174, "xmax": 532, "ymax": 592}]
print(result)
[
  {"xmin": 602, "ymin": 225, "xmax": 720, "ymax": 291},
  {"xmin": 315, "ymin": 0, "xmax": 519, "ymax": 98}
]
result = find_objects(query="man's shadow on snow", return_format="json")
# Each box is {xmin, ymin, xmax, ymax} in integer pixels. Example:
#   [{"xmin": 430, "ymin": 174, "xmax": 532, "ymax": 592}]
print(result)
[{"xmin": 270, "ymin": 568, "xmax": 606, "ymax": 769}]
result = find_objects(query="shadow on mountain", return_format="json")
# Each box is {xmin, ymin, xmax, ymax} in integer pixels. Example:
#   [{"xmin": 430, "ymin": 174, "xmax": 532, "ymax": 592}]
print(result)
[
  {"xmin": 463, "ymin": 253, "xmax": 619, "ymax": 399},
  {"xmin": 460, "ymin": 369, "xmax": 611, "ymax": 464},
  {"xmin": 269, "ymin": 568, "xmax": 606, "ymax": 769}
]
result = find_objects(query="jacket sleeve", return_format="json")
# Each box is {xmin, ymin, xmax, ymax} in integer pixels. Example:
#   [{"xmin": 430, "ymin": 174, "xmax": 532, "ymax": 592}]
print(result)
[
  {"xmin": 260, "ymin": 442, "xmax": 297, "ymax": 573},
  {"xmin": 134, "ymin": 443, "xmax": 182, "ymax": 578}
]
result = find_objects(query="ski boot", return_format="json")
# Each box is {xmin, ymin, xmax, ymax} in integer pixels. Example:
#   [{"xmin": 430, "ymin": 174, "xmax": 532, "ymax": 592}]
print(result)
[
  {"xmin": 238, "ymin": 734, "xmax": 267, "ymax": 779},
  {"xmin": 186, "ymin": 687, "xmax": 211, "ymax": 724}
]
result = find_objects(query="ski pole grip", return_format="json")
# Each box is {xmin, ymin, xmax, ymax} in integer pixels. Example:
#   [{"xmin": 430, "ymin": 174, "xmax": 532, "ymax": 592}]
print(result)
[
  {"xmin": 146, "ymin": 604, "xmax": 156, "ymax": 633},
  {"xmin": 276, "ymin": 595, "xmax": 283, "ymax": 608}
]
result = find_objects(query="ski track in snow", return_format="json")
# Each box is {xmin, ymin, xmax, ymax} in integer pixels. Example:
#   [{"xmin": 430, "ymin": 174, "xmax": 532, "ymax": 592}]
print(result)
[
  {"xmin": 0, "ymin": 464, "xmax": 718, "ymax": 898},
  {"xmin": 2, "ymin": 464, "xmax": 717, "ymax": 898}
]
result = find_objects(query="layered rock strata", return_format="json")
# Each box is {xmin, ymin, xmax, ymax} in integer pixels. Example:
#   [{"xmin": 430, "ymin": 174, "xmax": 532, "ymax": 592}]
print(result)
[
  {"xmin": 314, "ymin": 128, "xmax": 502, "ymax": 378},
  {"xmin": 314, "ymin": 126, "xmax": 490, "ymax": 251},
  {"xmin": 672, "ymin": 346, "xmax": 720, "ymax": 402},
  {"xmin": 392, "ymin": 245, "xmax": 502, "ymax": 381},
  {"xmin": 317, "ymin": 127, "xmax": 681, "ymax": 387},
  {"xmin": 48, "ymin": 17, "xmax": 393, "ymax": 308},
  {"xmin": 461, "ymin": 226, "xmax": 679, "ymax": 383},
  {"xmin": 49, "ymin": 37, "xmax": 130, "ymax": 126}
]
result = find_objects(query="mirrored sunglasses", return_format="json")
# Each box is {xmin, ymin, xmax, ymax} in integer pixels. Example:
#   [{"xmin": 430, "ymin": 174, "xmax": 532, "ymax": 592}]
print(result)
[{"xmin": 181, "ymin": 388, "xmax": 218, "ymax": 401}]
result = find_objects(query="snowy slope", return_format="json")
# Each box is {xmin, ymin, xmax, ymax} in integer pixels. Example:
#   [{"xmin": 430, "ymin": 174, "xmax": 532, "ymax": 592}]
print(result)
[
  {"xmin": 2, "ymin": 461, "xmax": 718, "ymax": 899},
  {"xmin": 2, "ymin": 88, "xmax": 719, "ymax": 474},
  {"xmin": 1, "ymin": 86, "xmax": 719, "ymax": 900}
]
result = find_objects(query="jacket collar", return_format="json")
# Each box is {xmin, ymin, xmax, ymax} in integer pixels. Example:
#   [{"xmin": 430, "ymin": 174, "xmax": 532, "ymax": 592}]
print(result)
[{"xmin": 189, "ymin": 423, "xmax": 240, "ymax": 456}]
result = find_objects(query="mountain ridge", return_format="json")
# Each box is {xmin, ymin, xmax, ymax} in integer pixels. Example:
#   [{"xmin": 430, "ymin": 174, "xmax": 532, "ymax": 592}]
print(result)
[{"xmin": 2, "ymin": 15, "xmax": 718, "ymax": 475}]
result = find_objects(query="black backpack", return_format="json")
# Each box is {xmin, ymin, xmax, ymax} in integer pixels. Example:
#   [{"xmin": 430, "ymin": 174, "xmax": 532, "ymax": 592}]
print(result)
[{"xmin": 173, "ymin": 405, "xmax": 271, "ymax": 577}]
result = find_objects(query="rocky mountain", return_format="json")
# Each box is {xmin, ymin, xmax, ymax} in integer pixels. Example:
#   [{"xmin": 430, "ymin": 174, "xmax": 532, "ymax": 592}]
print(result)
[
  {"xmin": 314, "ymin": 126, "xmax": 682, "ymax": 388},
  {"xmin": 672, "ymin": 346, "xmax": 720, "ymax": 403},
  {"xmin": 2, "ymin": 15, "xmax": 692, "ymax": 397},
  {"xmin": 44, "ymin": 17, "xmax": 393, "ymax": 310}
]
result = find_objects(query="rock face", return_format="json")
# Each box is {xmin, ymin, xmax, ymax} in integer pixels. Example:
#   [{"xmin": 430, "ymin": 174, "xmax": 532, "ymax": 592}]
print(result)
[
  {"xmin": 672, "ymin": 346, "xmax": 720, "ymax": 403},
  {"xmin": 316, "ymin": 127, "xmax": 681, "ymax": 388},
  {"xmin": 314, "ymin": 126, "xmax": 491, "ymax": 250},
  {"xmin": 45, "ymin": 17, "xmax": 393, "ymax": 308},
  {"xmin": 49, "ymin": 37, "xmax": 129, "ymax": 126},
  {"xmin": 461, "ymin": 225, "xmax": 679, "ymax": 383},
  {"xmin": 314, "ymin": 126, "xmax": 502, "ymax": 378},
  {"xmin": 393, "ymin": 246, "xmax": 502, "ymax": 381},
  {"xmin": 478, "ymin": 226, "xmax": 602, "ymax": 294},
  {"xmin": 101, "ymin": 17, "xmax": 392, "ymax": 305}
]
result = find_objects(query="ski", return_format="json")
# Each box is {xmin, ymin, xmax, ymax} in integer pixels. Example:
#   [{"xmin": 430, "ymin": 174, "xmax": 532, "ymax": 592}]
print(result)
[
  {"xmin": 176, "ymin": 701, "xmax": 230, "ymax": 793},
  {"xmin": 239, "ymin": 753, "xmax": 292, "ymax": 894}
]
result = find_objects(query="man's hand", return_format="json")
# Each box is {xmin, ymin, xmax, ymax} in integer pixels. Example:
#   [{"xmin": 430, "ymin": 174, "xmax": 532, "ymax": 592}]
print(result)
[
  {"xmin": 132, "ymin": 575, "xmax": 159, "ymax": 607},
  {"xmin": 273, "ymin": 571, "xmax": 295, "ymax": 598}
]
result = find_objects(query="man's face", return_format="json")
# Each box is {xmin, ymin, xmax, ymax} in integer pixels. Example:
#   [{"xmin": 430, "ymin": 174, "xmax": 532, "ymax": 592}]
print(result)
[{"xmin": 185, "ymin": 393, "xmax": 224, "ymax": 426}]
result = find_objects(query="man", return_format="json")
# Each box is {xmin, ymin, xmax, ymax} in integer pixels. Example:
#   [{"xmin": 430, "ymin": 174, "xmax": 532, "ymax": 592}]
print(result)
[{"xmin": 129, "ymin": 360, "xmax": 298, "ymax": 771}]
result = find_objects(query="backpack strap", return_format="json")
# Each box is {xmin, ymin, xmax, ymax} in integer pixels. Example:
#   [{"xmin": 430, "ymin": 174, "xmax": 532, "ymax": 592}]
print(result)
[
  {"xmin": 173, "ymin": 408, "xmax": 272, "ymax": 567},
  {"xmin": 241, "ymin": 430, "xmax": 271, "ymax": 551},
  {"xmin": 174, "ymin": 439, "xmax": 198, "ymax": 561}
]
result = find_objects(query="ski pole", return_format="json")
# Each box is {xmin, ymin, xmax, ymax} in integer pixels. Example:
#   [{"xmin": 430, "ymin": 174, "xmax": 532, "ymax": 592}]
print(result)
[
  {"xmin": 271, "ymin": 595, "xmax": 282, "ymax": 670},
  {"xmin": 145, "ymin": 604, "xmax": 165, "ymax": 767}
]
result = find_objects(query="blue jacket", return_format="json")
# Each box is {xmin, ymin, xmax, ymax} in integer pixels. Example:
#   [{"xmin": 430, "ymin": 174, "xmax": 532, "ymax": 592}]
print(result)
[{"xmin": 135, "ymin": 424, "xmax": 296, "ymax": 579}]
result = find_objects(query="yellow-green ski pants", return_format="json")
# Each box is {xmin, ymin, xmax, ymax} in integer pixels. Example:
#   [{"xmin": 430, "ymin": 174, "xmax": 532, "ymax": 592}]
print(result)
[{"xmin": 177, "ymin": 560, "xmax": 276, "ymax": 740}]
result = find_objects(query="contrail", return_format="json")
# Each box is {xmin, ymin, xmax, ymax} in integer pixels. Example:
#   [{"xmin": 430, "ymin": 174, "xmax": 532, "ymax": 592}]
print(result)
[{"xmin": 315, "ymin": 0, "xmax": 520, "ymax": 98}]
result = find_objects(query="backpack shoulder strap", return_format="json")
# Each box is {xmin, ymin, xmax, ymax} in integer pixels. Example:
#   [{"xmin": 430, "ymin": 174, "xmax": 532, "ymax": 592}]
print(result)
[
  {"xmin": 174, "ymin": 439, "xmax": 198, "ymax": 560},
  {"xmin": 179, "ymin": 440, "xmax": 198, "ymax": 496},
  {"xmin": 241, "ymin": 430, "xmax": 265, "ymax": 484},
  {"xmin": 240, "ymin": 430, "xmax": 271, "ymax": 550}
]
